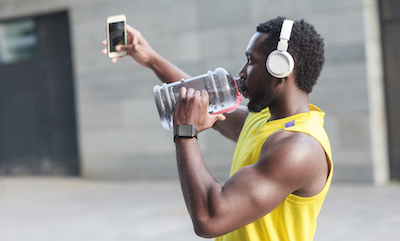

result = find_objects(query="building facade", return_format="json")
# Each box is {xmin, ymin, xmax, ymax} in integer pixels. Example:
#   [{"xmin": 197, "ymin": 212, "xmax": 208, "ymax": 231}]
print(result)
[{"xmin": 0, "ymin": 0, "xmax": 397, "ymax": 184}]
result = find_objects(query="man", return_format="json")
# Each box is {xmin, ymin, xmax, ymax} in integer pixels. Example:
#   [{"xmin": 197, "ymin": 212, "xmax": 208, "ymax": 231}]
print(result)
[{"xmin": 102, "ymin": 16, "xmax": 332, "ymax": 241}]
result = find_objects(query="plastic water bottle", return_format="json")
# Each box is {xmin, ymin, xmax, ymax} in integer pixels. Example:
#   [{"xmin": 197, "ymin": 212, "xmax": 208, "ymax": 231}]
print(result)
[{"xmin": 153, "ymin": 67, "xmax": 243, "ymax": 130}]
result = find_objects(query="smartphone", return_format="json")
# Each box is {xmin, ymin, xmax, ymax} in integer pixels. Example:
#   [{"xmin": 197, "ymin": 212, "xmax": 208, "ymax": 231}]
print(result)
[{"xmin": 106, "ymin": 14, "xmax": 127, "ymax": 58}]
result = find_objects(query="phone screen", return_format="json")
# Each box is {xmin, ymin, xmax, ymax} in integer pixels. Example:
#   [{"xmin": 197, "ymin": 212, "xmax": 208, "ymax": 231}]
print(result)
[{"xmin": 108, "ymin": 21, "xmax": 125, "ymax": 52}]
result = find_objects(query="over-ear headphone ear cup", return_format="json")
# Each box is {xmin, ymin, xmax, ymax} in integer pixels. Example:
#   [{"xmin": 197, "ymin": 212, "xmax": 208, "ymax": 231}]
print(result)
[{"xmin": 266, "ymin": 50, "xmax": 294, "ymax": 78}]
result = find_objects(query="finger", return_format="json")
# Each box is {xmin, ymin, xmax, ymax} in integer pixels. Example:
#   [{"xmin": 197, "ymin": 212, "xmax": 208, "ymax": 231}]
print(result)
[
  {"xmin": 102, "ymin": 39, "xmax": 107, "ymax": 45},
  {"xmin": 193, "ymin": 89, "xmax": 201, "ymax": 97},
  {"xmin": 200, "ymin": 89, "xmax": 209, "ymax": 99},
  {"xmin": 186, "ymin": 88, "xmax": 195, "ymax": 97},
  {"xmin": 112, "ymin": 57, "xmax": 121, "ymax": 63},
  {"xmin": 102, "ymin": 48, "xmax": 108, "ymax": 54},
  {"xmin": 126, "ymin": 24, "xmax": 135, "ymax": 32},
  {"xmin": 126, "ymin": 25, "xmax": 140, "ymax": 44},
  {"xmin": 179, "ymin": 87, "xmax": 187, "ymax": 98}
]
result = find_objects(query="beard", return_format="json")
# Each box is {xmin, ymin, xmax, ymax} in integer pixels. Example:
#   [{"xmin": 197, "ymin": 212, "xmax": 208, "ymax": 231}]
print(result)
[{"xmin": 247, "ymin": 82, "xmax": 278, "ymax": 113}]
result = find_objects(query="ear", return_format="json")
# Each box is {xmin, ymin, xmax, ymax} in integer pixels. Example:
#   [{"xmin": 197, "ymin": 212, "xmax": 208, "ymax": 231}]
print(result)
[{"xmin": 282, "ymin": 65, "xmax": 295, "ymax": 80}]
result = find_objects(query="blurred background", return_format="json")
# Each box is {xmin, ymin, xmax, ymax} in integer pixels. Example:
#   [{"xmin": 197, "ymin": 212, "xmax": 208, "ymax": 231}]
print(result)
[
  {"xmin": 1, "ymin": 0, "xmax": 399, "ymax": 184},
  {"xmin": 0, "ymin": 0, "xmax": 399, "ymax": 240}
]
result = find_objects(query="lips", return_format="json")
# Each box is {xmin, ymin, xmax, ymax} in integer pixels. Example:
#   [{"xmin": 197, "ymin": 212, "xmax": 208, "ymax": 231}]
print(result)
[
  {"xmin": 235, "ymin": 77, "xmax": 247, "ymax": 98},
  {"xmin": 242, "ymin": 90, "xmax": 248, "ymax": 99},
  {"xmin": 242, "ymin": 85, "xmax": 248, "ymax": 99},
  {"xmin": 241, "ymin": 82, "xmax": 248, "ymax": 99}
]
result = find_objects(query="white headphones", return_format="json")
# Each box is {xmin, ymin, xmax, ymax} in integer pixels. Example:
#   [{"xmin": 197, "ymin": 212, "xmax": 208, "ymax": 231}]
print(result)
[{"xmin": 266, "ymin": 20, "xmax": 294, "ymax": 78}]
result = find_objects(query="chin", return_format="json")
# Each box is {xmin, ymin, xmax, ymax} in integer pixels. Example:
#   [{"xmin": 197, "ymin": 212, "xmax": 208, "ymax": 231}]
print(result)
[{"xmin": 247, "ymin": 101, "xmax": 267, "ymax": 113}]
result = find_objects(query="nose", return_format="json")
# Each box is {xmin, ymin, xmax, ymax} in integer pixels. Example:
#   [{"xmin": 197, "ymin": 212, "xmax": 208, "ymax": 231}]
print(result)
[{"xmin": 239, "ymin": 62, "xmax": 247, "ymax": 79}]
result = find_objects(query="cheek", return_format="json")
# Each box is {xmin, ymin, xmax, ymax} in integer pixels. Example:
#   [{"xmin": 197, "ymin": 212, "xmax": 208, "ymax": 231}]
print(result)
[{"xmin": 250, "ymin": 63, "xmax": 268, "ymax": 78}]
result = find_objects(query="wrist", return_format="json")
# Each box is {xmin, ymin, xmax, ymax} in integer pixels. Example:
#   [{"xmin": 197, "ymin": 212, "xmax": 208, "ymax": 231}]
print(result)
[
  {"xmin": 146, "ymin": 50, "xmax": 160, "ymax": 69},
  {"xmin": 173, "ymin": 124, "xmax": 198, "ymax": 142}
]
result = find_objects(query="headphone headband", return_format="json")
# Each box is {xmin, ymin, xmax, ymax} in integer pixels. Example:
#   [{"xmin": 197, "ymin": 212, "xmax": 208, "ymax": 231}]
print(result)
[{"xmin": 277, "ymin": 20, "xmax": 294, "ymax": 52}]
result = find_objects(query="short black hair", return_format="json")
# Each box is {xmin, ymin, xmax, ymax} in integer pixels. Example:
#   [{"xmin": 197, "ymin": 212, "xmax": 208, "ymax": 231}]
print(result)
[{"xmin": 256, "ymin": 17, "xmax": 325, "ymax": 94}]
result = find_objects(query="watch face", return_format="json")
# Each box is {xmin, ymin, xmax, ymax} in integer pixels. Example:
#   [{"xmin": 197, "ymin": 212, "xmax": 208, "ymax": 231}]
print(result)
[
  {"xmin": 179, "ymin": 125, "xmax": 194, "ymax": 137},
  {"xmin": 174, "ymin": 125, "xmax": 197, "ymax": 139}
]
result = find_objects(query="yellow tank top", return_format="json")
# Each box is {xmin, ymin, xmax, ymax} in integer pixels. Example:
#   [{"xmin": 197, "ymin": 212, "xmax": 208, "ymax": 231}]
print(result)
[{"xmin": 216, "ymin": 104, "xmax": 333, "ymax": 241}]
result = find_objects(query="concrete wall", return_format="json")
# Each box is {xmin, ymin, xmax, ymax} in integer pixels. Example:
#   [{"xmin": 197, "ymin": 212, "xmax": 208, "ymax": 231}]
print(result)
[{"xmin": 0, "ymin": 0, "xmax": 387, "ymax": 183}]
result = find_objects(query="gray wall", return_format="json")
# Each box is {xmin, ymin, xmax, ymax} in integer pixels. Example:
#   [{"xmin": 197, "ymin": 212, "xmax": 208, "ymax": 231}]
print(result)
[{"xmin": 0, "ymin": 0, "xmax": 384, "ymax": 183}]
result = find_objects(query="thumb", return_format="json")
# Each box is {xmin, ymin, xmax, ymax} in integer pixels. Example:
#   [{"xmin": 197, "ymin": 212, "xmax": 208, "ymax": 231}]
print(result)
[
  {"xmin": 115, "ymin": 44, "xmax": 130, "ymax": 52},
  {"xmin": 212, "ymin": 114, "xmax": 226, "ymax": 123}
]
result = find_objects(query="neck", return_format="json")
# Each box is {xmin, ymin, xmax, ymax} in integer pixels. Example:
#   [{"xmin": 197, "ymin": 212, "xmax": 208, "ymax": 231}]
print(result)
[{"xmin": 269, "ymin": 90, "xmax": 310, "ymax": 121}]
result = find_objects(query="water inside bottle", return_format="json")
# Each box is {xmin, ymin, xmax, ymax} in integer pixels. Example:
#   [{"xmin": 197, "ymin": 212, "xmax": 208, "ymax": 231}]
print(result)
[{"xmin": 207, "ymin": 86, "xmax": 238, "ymax": 113}]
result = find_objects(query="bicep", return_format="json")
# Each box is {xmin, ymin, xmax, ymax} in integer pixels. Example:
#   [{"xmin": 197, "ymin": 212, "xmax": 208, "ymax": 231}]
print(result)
[
  {"xmin": 219, "ymin": 163, "xmax": 294, "ymax": 221},
  {"xmin": 202, "ymin": 164, "xmax": 293, "ymax": 236},
  {"xmin": 207, "ymin": 153, "xmax": 297, "ymax": 235}
]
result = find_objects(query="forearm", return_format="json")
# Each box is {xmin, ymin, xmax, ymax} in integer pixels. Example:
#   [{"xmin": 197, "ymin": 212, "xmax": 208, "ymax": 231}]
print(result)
[
  {"xmin": 149, "ymin": 54, "xmax": 191, "ymax": 84},
  {"xmin": 175, "ymin": 138, "xmax": 222, "ymax": 237},
  {"xmin": 105, "ymin": 25, "xmax": 191, "ymax": 84}
]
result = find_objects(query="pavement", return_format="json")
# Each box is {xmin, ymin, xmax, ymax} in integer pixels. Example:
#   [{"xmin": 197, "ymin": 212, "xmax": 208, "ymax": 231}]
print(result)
[{"xmin": 1, "ymin": 177, "xmax": 399, "ymax": 241}]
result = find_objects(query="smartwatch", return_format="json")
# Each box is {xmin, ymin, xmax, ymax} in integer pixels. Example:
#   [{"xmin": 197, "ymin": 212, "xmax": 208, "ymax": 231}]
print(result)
[{"xmin": 174, "ymin": 125, "xmax": 198, "ymax": 142}]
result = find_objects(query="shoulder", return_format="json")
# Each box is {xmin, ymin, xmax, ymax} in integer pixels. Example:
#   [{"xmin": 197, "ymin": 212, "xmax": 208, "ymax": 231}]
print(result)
[
  {"xmin": 263, "ymin": 130, "xmax": 322, "ymax": 156},
  {"xmin": 256, "ymin": 130, "xmax": 328, "ymax": 196}
]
